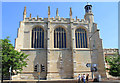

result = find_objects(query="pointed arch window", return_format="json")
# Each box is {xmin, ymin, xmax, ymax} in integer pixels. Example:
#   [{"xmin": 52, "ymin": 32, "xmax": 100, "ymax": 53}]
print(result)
[
  {"xmin": 54, "ymin": 27, "xmax": 66, "ymax": 48},
  {"xmin": 32, "ymin": 27, "xmax": 44, "ymax": 48},
  {"xmin": 75, "ymin": 28, "xmax": 88, "ymax": 48}
]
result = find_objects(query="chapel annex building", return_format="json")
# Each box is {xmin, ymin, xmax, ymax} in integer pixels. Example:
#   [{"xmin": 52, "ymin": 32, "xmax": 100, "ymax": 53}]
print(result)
[{"xmin": 15, "ymin": 4, "xmax": 106, "ymax": 80}]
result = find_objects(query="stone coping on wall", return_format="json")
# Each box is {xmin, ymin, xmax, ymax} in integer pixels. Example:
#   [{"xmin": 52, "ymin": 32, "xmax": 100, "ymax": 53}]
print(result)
[
  {"xmin": 20, "ymin": 48, "xmax": 91, "ymax": 51},
  {"xmin": 20, "ymin": 48, "xmax": 46, "ymax": 51},
  {"xmin": 24, "ymin": 17, "xmax": 88, "ymax": 24}
]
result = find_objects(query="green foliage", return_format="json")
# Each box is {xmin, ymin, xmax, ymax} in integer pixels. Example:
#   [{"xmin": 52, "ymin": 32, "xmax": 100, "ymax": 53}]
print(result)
[
  {"xmin": 0, "ymin": 36, "xmax": 29, "ymax": 76},
  {"xmin": 105, "ymin": 54, "xmax": 120, "ymax": 77}
]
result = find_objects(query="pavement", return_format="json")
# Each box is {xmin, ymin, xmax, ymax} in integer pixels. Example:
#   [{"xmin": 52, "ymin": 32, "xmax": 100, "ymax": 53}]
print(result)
[
  {"xmin": 3, "ymin": 79, "xmax": 120, "ymax": 83},
  {"xmin": 89, "ymin": 80, "xmax": 120, "ymax": 83}
]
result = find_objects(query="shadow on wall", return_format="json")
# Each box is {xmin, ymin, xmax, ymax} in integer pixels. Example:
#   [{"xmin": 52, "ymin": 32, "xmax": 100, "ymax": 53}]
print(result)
[
  {"xmin": 33, "ymin": 50, "xmax": 47, "ymax": 80},
  {"xmin": 57, "ymin": 51, "xmax": 73, "ymax": 79},
  {"xmin": 57, "ymin": 52, "xmax": 64, "ymax": 79}
]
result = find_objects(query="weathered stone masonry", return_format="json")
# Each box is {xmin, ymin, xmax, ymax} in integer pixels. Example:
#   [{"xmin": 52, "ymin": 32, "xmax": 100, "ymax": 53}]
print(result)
[{"xmin": 14, "ymin": 4, "xmax": 106, "ymax": 80}]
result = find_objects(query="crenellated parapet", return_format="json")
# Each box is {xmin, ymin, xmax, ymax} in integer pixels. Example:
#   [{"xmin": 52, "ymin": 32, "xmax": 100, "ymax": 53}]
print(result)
[
  {"xmin": 73, "ymin": 18, "xmax": 88, "ymax": 23},
  {"xmin": 22, "ymin": 6, "xmax": 89, "ymax": 25},
  {"xmin": 24, "ymin": 17, "xmax": 88, "ymax": 24},
  {"xmin": 24, "ymin": 17, "xmax": 48, "ymax": 22}
]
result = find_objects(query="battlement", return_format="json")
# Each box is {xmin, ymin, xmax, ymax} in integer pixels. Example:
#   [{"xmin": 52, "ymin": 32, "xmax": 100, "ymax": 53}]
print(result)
[
  {"xmin": 24, "ymin": 17, "xmax": 88, "ymax": 24},
  {"xmin": 24, "ymin": 17, "xmax": 48, "ymax": 22},
  {"xmin": 24, "ymin": 17, "xmax": 69, "ymax": 22},
  {"xmin": 23, "ymin": 6, "xmax": 90, "ymax": 24},
  {"xmin": 50, "ymin": 17, "xmax": 70, "ymax": 22},
  {"xmin": 73, "ymin": 18, "xmax": 88, "ymax": 23}
]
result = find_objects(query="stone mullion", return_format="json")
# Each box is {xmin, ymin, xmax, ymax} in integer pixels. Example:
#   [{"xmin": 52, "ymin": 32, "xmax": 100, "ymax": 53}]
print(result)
[
  {"xmin": 55, "ymin": 31, "xmax": 57, "ymax": 48},
  {"xmin": 38, "ymin": 30, "xmax": 40, "ymax": 48},
  {"xmin": 84, "ymin": 31, "xmax": 86, "ymax": 48},
  {"xmin": 33, "ymin": 31, "xmax": 35, "ymax": 48},
  {"xmin": 77, "ymin": 32, "xmax": 79, "ymax": 48},
  {"xmin": 75, "ymin": 32, "xmax": 77, "ymax": 48},
  {"xmin": 39, "ymin": 30, "xmax": 41, "ymax": 48},
  {"xmin": 81, "ymin": 32, "xmax": 83, "ymax": 48},
  {"xmin": 41, "ymin": 30, "xmax": 42, "ymax": 48},
  {"xmin": 36, "ymin": 30, "xmax": 38, "ymax": 48},
  {"xmin": 85, "ymin": 32, "xmax": 87, "ymax": 48},
  {"xmin": 63, "ymin": 32, "xmax": 65, "ymax": 48},
  {"xmin": 56, "ymin": 31, "xmax": 58, "ymax": 48},
  {"xmin": 82, "ymin": 32, "xmax": 84, "ymax": 48},
  {"xmin": 42, "ymin": 30, "xmax": 45, "ymax": 48},
  {"xmin": 34, "ymin": 30, "xmax": 36, "ymax": 48},
  {"xmin": 78, "ymin": 32, "xmax": 81, "ymax": 48},
  {"xmin": 80, "ymin": 32, "xmax": 82, "ymax": 48},
  {"xmin": 62, "ymin": 32, "xmax": 63, "ymax": 48},
  {"xmin": 56, "ymin": 31, "xmax": 57, "ymax": 48},
  {"xmin": 58, "ymin": 32, "xmax": 59, "ymax": 48},
  {"xmin": 78, "ymin": 32, "xmax": 79, "ymax": 48},
  {"xmin": 61, "ymin": 30, "xmax": 62, "ymax": 48}
]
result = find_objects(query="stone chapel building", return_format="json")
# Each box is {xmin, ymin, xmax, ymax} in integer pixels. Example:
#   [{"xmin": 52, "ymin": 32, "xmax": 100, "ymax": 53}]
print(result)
[{"xmin": 14, "ymin": 3, "xmax": 106, "ymax": 80}]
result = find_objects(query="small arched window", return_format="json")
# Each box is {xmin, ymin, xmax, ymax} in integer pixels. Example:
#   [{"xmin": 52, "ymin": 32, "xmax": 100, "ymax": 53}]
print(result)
[
  {"xmin": 32, "ymin": 27, "xmax": 44, "ymax": 48},
  {"xmin": 54, "ymin": 27, "xmax": 66, "ymax": 48},
  {"xmin": 75, "ymin": 28, "xmax": 88, "ymax": 48}
]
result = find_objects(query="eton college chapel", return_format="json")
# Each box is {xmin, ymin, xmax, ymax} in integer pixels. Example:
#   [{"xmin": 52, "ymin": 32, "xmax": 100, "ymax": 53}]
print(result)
[{"xmin": 14, "ymin": 3, "xmax": 106, "ymax": 80}]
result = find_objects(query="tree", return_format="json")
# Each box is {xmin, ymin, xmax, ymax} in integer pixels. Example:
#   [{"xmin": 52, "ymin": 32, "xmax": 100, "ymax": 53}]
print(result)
[
  {"xmin": 0, "ymin": 37, "xmax": 29, "ymax": 81},
  {"xmin": 105, "ymin": 53, "xmax": 120, "ymax": 77}
]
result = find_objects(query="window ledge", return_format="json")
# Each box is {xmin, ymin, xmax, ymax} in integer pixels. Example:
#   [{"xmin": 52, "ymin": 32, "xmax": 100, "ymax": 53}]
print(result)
[
  {"xmin": 48, "ymin": 48, "xmax": 70, "ymax": 50},
  {"xmin": 73, "ymin": 48, "xmax": 90, "ymax": 51},
  {"xmin": 20, "ymin": 48, "xmax": 46, "ymax": 50}
]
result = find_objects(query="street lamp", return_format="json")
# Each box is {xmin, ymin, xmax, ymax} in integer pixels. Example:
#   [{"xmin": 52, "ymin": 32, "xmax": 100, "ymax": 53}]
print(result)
[
  {"xmin": 9, "ymin": 66, "xmax": 12, "ymax": 83},
  {"xmin": 89, "ymin": 29, "xmax": 99, "ymax": 80}
]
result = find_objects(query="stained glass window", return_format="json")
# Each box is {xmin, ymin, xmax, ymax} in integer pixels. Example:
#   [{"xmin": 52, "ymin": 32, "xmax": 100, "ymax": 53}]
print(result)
[
  {"xmin": 32, "ymin": 27, "xmax": 44, "ymax": 48},
  {"xmin": 75, "ymin": 28, "xmax": 88, "ymax": 48},
  {"xmin": 54, "ymin": 27, "xmax": 66, "ymax": 48}
]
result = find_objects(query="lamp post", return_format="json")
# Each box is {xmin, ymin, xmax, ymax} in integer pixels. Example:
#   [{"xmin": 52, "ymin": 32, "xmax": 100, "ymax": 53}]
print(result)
[
  {"xmin": 89, "ymin": 29, "xmax": 99, "ymax": 80},
  {"xmin": 9, "ymin": 66, "xmax": 12, "ymax": 83}
]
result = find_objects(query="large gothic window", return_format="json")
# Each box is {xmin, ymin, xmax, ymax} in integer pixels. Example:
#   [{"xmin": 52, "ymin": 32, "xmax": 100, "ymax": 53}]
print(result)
[
  {"xmin": 54, "ymin": 27, "xmax": 66, "ymax": 48},
  {"xmin": 75, "ymin": 28, "xmax": 88, "ymax": 48},
  {"xmin": 32, "ymin": 27, "xmax": 44, "ymax": 48}
]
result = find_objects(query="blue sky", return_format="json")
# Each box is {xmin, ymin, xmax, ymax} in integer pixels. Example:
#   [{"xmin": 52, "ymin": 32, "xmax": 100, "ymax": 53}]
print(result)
[{"xmin": 2, "ymin": 2, "xmax": 118, "ymax": 48}]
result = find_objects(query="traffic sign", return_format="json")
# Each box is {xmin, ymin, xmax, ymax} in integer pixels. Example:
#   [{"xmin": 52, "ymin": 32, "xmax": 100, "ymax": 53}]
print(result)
[
  {"xmin": 92, "ymin": 64, "xmax": 97, "ymax": 67},
  {"xmin": 91, "ymin": 67, "xmax": 97, "ymax": 72},
  {"xmin": 86, "ymin": 63, "xmax": 91, "ymax": 67}
]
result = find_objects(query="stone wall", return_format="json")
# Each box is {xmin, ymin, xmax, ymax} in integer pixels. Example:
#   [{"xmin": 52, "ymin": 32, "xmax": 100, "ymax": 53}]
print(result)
[
  {"xmin": 21, "ymin": 49, "xmax": 47, "ymax": 79},
  {"xmin": 14, "ymin": 5, "xmax": 106, "ymax": 80}
]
